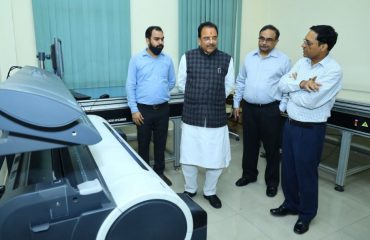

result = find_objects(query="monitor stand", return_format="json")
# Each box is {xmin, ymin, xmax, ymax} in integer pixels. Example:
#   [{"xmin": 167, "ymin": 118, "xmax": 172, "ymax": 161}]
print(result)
[{"xmin": 70, "ymin": 90, "xmax": 91, "ymax": 100}]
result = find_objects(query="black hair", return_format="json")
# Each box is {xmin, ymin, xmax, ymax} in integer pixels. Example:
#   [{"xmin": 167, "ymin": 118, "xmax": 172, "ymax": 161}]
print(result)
[
  {"xmin": 310, "ymin": 25, "xmax": 338, "ymax": 51},
  {"xmin": 259, "ymin": 24, "xmax": 280, "ymax": 40},
  {"xmin": 198, "ymin": 21, "xmax": 218, "ymax": 38},
  {"xmin": 145, "ymin": 26, "xmax": 163, "ymax": 39}
]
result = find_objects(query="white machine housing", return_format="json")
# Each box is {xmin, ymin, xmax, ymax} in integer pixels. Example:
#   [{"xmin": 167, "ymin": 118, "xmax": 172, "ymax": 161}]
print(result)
[{"xmin": 0, "ymin": 66, "xmax": 207, "ymax": 240}]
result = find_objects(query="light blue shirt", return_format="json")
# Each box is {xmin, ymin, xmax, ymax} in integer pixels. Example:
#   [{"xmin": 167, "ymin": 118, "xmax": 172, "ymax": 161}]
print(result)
[
  {"xmin": 126, "ymin": 49, "xmax": 176, "ymax": 113},
  {"xmin": 279, "ymin": 55, "xmax": 342, "ymax": 122},
  {"xmin": 233, "ymin": 48, "xmax": 291, "ymax": 109}
]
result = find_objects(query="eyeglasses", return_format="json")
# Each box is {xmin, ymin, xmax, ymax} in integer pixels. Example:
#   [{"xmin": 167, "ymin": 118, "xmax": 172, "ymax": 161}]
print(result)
[
  {"xmin": 258, "ymin": 36, "xmax": 275, "ymax": 43},
  {"xmin": 303, "ymin": 39, "xmax": 316, "ymax": 46}
]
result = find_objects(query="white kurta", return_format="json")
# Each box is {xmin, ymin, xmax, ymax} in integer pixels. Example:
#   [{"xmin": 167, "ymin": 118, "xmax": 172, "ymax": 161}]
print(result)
[
  {"xmin": 180, "ymin": 122, "xmax": 231, "ymax": 168},
  {"xmin": 177, "ymin": 53, "xmax": 235, "ymax": 169}
]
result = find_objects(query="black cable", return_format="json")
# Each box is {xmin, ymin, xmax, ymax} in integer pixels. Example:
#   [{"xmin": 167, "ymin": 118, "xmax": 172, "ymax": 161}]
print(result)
[{"xmin": 6, "ymin": 66, "xmax": 22, "ymax": 79}]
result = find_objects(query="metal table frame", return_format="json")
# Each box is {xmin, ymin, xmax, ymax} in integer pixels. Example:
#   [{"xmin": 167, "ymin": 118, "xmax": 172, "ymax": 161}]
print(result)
[
  {"xmin": 319, "ymin": 98, "xmax": 370, "ymax": 191},
  {"xmin": 78, "ymin": 95, "xmax": 184, "ymax": 169}
]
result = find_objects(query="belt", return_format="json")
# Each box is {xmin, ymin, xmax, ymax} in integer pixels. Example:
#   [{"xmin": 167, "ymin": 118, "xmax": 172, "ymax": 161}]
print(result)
[
  {"xmin": 245, "ymin": 100, "xmax": 279, "ymax": 107},
  {"xmin": 137, "ymin": 102, "xmax": 168, "ymax": 110},
  {"xmin": 287, "ymin": 118, "xmax": 325, "ymax": 128}
]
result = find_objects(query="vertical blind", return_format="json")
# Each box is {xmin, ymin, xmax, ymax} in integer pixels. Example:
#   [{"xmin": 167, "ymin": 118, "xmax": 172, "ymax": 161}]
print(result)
[
  {"xmin": 178, "ymin": 0, "xmax": 242, "ymax": 71},
  {"xmin": 32, "ymin": 0, "xmax": 131, "ymax": 89}
]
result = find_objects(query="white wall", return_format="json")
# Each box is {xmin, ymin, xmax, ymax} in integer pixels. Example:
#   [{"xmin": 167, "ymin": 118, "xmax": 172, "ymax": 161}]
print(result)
[
  {"xmin": 0, "ymin": 0, "xmax": 178, "ymax": 81},
  {"xmin": 1, "ymin": 0, "xmax": 370, "ymax": 93},
  {"xmin": 130, "ymin": 0, "xmax": 179, "ymax": 68},
  {"xmin": 0, "ymin": 0, "xmax": 37, "ymax": 81},
  {"xmin": 239, "ymin": 0, "xmax": 370, "ymax": 92}
]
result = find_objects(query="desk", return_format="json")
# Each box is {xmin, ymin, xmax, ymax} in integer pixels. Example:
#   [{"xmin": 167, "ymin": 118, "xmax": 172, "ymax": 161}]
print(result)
[
  {"xmin": 78, "ymin": 92, "xmax": 184, "ymax": 168},
  {"xmin": 321, "ymin": 90, "xmax": 370, "ymax": 191}
]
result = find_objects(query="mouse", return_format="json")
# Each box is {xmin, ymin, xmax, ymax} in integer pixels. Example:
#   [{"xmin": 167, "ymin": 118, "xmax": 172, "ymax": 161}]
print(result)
[{"xmin": 99, "ymin": 93, "xmax": 110, "ymax": 99}]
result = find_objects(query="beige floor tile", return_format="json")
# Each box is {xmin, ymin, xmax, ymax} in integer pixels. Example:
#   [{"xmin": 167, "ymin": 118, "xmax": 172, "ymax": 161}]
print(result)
[
  {"xmin": 339, "ymin": 215, "xmax": 370, "ymax": 240},
  {"xmin": 207, "ymin": 214, "xmax": 268, "ymax": 240},
  {"xmin": 125, "ymin": 123, "xmax": 370, "ymax": 239}
]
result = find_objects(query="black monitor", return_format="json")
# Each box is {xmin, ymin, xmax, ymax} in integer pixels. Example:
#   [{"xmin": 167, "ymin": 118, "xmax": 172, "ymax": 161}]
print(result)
[{"xmin": 50, "ymin": 38, "xmax": 64, "ymax": 79}]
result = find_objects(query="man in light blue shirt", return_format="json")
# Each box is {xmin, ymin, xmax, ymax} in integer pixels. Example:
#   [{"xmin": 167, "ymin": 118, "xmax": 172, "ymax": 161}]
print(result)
[
  {"xmin": 233, "ymin": 25, "xmax": 290, "ymax": 198},
  {"xmin": 126, "ymin": 26, "xmax": 176, "ymax": 186},
  {"xmin": 270, "ymin": 25, "xmax": 342, "ymax": 235}
]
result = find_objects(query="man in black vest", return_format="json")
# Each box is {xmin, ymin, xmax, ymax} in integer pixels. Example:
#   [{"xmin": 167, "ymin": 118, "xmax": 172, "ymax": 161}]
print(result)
[{"xmin": 178, "ymin": 22, "xmax": 235, "ymax": 209}]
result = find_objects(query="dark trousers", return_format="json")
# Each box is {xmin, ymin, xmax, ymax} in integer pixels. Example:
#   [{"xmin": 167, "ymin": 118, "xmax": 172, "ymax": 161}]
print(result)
[
  {"xmin": 281, "ymin": 120, "xmax": 326, "ymax": 223},
  {"xmin": 242, "ymin": 100, "xmax": 281, "ymax": 187},
  {"xmin": 137, "ymin": 103, "xmax": 169, "ymax": 175}
]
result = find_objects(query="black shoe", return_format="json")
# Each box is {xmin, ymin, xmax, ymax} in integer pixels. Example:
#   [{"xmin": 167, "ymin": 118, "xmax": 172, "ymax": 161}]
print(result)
[
  {"xmin": 159, "ymin": 174, "xmax": 172, "ymax": 186},
  {"xmin": 294, "ymin": 219, "xmax": 309, "ymax": 234},
  {"xmin": 266, "ymin": 186, "xmax": 278, "ymax": 197},
  {"xmin": 235, "ymin": 177, "xmax": 257, "ymax": 187},
  {"xmin": 183, "ymin": 191, "xmax": 197, "ymax": 198},
  {"xmin": 203, "ymin": 194, "xmax": 222, "ymax": 209},
  {"xmin": 270, "ymin": 205, "xmax": 298, "ymax": 216}
]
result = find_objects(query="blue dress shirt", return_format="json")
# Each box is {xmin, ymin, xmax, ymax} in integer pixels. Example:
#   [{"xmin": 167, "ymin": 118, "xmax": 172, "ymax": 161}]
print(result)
[
  {"xmin": 126, "ymin": 49, "xmax": 176, "ymax": 113},
  {"xmin": 279, "ymin": 55, "xmax": 342, "ymax": 122},
  {"xmin": 233, "ymin": 48, "xmax": 291, "ymax": 109}
]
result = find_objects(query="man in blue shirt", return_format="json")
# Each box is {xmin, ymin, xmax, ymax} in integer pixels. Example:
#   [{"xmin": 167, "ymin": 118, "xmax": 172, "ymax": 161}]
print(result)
[
  {"xmin": 126, "ymin": 26, "xmax": 176, "ymax": 186},
  {"xmin": 233, "ymin": 25, "xmax": 291, "ymax": 197},
  {"xmin": 270, "ymin": 25, "xmax": 342, "ymax": 235}
]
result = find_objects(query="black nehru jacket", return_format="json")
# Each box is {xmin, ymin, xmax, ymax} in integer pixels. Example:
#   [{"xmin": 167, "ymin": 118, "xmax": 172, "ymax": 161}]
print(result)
[{"xmin": 182, "ymin": 47, "xmax": 231, "ymax": 128}]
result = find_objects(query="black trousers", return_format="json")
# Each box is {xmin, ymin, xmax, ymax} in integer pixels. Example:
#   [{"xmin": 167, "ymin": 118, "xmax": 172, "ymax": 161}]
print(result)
[
  {"xmin": 137, "ymin": 103, "xmax": 169, "ymax": 174},
  {"xmin": 241, "ymin": 100, "xmax": 281, "ymax": 187}
]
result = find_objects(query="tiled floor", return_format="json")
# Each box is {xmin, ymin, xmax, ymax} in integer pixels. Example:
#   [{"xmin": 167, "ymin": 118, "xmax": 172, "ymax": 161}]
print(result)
[{"xmin": 123, "ymin": 124, "xmax": 370, "ymax": 240}]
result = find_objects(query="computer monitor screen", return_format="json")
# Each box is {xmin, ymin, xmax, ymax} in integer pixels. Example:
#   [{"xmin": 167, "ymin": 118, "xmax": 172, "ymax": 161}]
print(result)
[{"xmin": 50, "ymin": 38, "xmax": 64, "ymax": 79}]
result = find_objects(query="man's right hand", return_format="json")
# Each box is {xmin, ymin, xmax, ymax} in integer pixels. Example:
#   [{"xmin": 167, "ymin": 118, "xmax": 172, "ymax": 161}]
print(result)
[
  {"xmin": 132, "ymin": 112, "xmax": 144, "ymax": 126},
  {"xmin": 299, "ymin": 76, "xmax": 321, "ymax": 92}
]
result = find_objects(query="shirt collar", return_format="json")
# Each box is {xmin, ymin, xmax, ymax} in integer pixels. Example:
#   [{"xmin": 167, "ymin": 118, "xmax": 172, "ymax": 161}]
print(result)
[
  {"xmin": 198, "ymin": 47, "xmax": 218, "ymax": 56},
  {"xmin": 304, "ymin": 54, "xmax": 331, "ymax": 67},
  {"xmin": 141, "ymin": 48, "xmax": 164, "ymax": 57},
  {"xmin": 318, "ymin": 54, "xmax": 331, "ymax": 66},
  {"xmin": 252, "ymin": 48, "xmax": 278, "ymax": 58}
]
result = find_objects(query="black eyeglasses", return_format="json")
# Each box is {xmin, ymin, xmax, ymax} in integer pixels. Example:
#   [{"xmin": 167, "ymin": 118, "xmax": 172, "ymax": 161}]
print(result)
[{"xmin": 258, "ymin": 36, "xmax": 275, "ymax": 43}]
